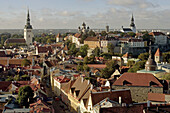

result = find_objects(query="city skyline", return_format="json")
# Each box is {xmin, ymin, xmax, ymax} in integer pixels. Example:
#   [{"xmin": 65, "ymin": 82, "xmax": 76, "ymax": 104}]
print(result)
[{"xmin": 0, "ymin": 0, "xmax": 170, "ymax": 29}]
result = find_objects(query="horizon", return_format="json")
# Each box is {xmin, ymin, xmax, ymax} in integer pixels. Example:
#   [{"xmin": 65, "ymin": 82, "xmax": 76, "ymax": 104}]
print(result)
[{"xmin": 0, "ymin": 0, "xmax": 170, "ymax": 29}]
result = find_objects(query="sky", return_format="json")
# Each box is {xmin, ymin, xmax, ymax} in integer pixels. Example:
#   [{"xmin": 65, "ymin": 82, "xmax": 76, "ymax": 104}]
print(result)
[{"xmin": 0, "ymin": 0, "xmax": 170, "ymax": 29}]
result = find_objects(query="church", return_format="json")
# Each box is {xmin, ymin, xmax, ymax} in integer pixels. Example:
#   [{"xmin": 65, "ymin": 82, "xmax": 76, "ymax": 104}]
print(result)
[
  {"xmin": 4, "ymin": 9, "xmax": 34, "ymax": 46},
  {"xmin": 120, "ymin": 14, "xmax": 136, "ymax": 33}
]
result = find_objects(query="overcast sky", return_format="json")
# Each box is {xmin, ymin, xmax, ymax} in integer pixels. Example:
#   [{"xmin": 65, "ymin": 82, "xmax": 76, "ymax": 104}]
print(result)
[{"xmin": 0, "ymin": 0, "xmax": 170, "ymax": 29}]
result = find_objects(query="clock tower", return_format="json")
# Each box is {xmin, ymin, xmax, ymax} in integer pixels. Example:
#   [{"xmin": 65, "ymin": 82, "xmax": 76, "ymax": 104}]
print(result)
[{"xmin": 24, "ymin": 9, "xmax": 34, "ymax": 45}]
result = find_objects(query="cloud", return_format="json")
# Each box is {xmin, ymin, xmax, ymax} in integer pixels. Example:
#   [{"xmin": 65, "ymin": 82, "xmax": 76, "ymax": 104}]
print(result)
[{"xmin": 107, "ymin": 0, "xmax": 157, "ymax": 9}]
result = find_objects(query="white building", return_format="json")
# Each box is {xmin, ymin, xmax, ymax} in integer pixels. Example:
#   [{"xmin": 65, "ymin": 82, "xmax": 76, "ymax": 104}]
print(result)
[
  {"xmin": 121, "ymin": 14, "xmax": 136, "ymax": 33},
  {"xmin": 24, "ymin": 9, "xmax": 34, "ymax": 45},
  {"xmin": 149, "ymin": 32, "xmax": 167, "ymax": 45}
]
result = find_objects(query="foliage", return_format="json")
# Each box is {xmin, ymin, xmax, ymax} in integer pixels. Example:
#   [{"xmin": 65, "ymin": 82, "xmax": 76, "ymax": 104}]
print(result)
[
  {"xmin": 128, "ymin": 61, "xmax": 146, "ymax": 73},
  {"xmin": 78, "ymin": 44, "xmax": 89, "ymax": 57},
  {"xmin": 80, "ymin": 34, "xmax": 88, "ymax": 44},
  {"xmin": 162, "ymin": 52, "xmax": 170, "ymax": 63},
  {"xmin": 68, "ymin": 43, "xmax": 78, "ymax": 56},
  {"xmin": 127, "ymin": 32, "xmax": 136, "ymax": 37},
  {"xmin": 34, "ymin": 34, "xmax": 56, "ymax": 44},
  {"xmin": 100, "ymin": 60, "xmax": 117, "ymax": 79},
  {"xmin": 162, "ymin": 73, "xmax": 170, "ymax": 80},
  {"xmin": 83, "ymin": 64, "xmax": 90, "ymax": 72},
  {"xmin": 100, "ymin": 53, "xmax": 112, "ymax": 59},
  {"xmin": 142, "ymin": 32, "xmax": 154, "ymax": 45},
  {"xmin": 88, "ymin": 30, "xmax": 96, "ymax": 37},
  {"xmin": 17, "ymin": 85, "xmax": 34, "ymax": 107},
  {"xmin": 83, "ymin": 56, "xmax": 89, "ymax": 64},
  {"xmin": 6, "ymin": 76, "xmax": 14, "ymax": 81},
  {"xmin": 127, "ymin": 60, "xmax": 135, "ymax": 67},
  {"xmin": 101, "ymin": 31, "xmax": 107, "ymax": 36},
  {"xmin": 107, "ymin": 43, "xmax": 114, "ymax": 55},
  {"xmin": 21, "ymin": 59, "xmax": 31, "ymax": 67},
  {"xmin": 138, "ymin": 52, "xmax": 149, "ymax": 61},
  {"xmin": 83, "ymin": 55, "xmax": 95, "ymax": 64},
  {"xmin": 21, "ymin": 74, "xmax": 30, "ymax": 81},
  {"xmin": 93, "ymin": 46, "xmax": 100, "ymax": 57},
  {"xmin": 14, "ymin": 75, "xmax": 20, "ymax": 81}
]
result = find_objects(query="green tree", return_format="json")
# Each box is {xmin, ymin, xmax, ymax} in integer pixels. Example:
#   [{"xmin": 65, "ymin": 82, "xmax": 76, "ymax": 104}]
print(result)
[
  {"xmin": 128, "ymin": 61, "xmax": 146, "ymax": 73},
  {"xmin": 83, "ymin": 64, "xmax": 90, "ymax": 72},
  {"xmin": 88, "ymin": 55, "xmax": 95, "ymax": 64},
  {"xmin": 93, "ymin": 46, "xmax": 100, "ymax": 57},
  {"xmin": 162, "ymin": 73, "xmax": 170, "ymax": 80},
  {"xmin": 68, "ymin": 43, "xmax": 78, "ymax": 56},
  {"xmin": 88, "ymin": 30, "xmax": 96, "ymax": 37},
  {"xmin": 21, "ymin": 59, "xmax": 31, "ymax": 67},
  {"xmin": 127, "ymin": 32, "xmax": 136, "ymax": 37},
  {"xmin": 100, "ymin": 60, "xmax": 117, "ymax": 78},
  {"xmin": 83, "ymin": 56, "xmax": 89, "ymax": 64},
  {"xmin": 142, "ymin": 32, "xmax": 154, "ymax": 45},
  {"xmin": 101, "ymin": 31, "xmax": 107, "ymax": 36},
  {"xmin": 138, "ymin": 52, "xmax": 149, "ymax": 61},
  {"xmin": 17, "ymin": 85, "xmax": 34, "ymax": 107},
  {"xmin": 107, "ymin": 43, "xmax": 114, "ymax": 55},
  {"xmin": 14, "ymin": 75, "xmax": 20, "ymax": 81},
  {"xmin": 79, "ymin": 44, "xmax": 89, "ymax": 57}
]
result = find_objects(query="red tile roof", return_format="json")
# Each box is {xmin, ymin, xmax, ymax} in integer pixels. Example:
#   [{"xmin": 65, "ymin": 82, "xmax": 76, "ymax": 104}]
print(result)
[
  {"xmin": 74, "ymin": 33, "xmax": 82, "ymax": 38},
  {"xmin": 0, "ymin": 81, "xmax": 11, "ymax": 91},
  {"xmin": 155, "ymin": 48, "xmax": 161, "ymax": 56},
  {"xmin": 5, "ymin": 38, "xmax": 26, "ymax": 44},
  {"xmin": 122, "ymin": 52, "xmax": 129, "ymax": 58},
  {"xmin": 149, "ymin": 32, "xmax": 165, "ymax": 36},
  {"xmin": 148, "ymin": 93, "xmax": 165, "ymax": 102},
  {"xmin": 84, "ymin": 37, "xmax": 99, "ymax": 41},
  {"xmin": 37, "ymin": 46, "xmax": 52, "ymax": 53},
  {"xmin": 54, "ymin": 75, "xmax": 70, "ymax": 83},
  {"xmin": 90, "ymin": 89, "xmax": 132, "ymax": 106},
  {"xmin": 113, "ymin": 73, "xmax": 163, "ymax": 87}
]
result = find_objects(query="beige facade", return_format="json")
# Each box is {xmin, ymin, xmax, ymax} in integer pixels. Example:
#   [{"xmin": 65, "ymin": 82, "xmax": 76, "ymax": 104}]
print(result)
[
  {"xmin": 84, "ymin": 40, "xmax": 100, "ymax": 49},
  {"xmin": 112, "ymin": 86, "xmax": 163, "ymax": 102}
]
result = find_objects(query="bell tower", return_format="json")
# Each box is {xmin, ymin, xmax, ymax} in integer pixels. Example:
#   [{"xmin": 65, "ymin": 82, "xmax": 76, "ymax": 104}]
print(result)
[
  {"xmin": 24, "ymin": 9, "xmax": 34, "ymax": 45},
  {"xmin": 130, "ymin": 14, "xmax": 136, "ymax": 33}
]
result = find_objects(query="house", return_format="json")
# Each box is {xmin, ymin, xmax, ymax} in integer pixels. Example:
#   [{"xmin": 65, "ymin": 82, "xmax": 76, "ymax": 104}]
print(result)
[
  {"xmin": 4, "ymin": 38, "xmax": 26, "ymax": 46},
  {"xmin": 122, "ymin": 52, "xmax": 131, "ymax": 64},
  {"xmin": 29, "ymin": 99, "xmax": 53, "ymax": 113},
  {"xmin": 36, "ymin": 46, "xmax": 52, "ymax": 56},
  {"xmin": 149, "ymin": 32, "xmax": 167, "ymax": 45},
  {"xmin": 80, "ymin": 89, "xmax": 133, "ymax": 113},
  {"xmin": 61, "ymin": 79, "xmax": 75, "ymax": 106},
  {"xmin": 84, "ymin": 37, "xmax": 100, "ymax": 48},
  {"xmin": 112, "ymin": 73, "xmax": 163, "ymax": 102},
  {"xmin": 71, "ymin": 33, "xmax": 82, "ymax": 47},
  {"xmin": 148, "ymin": 93, "xmax": 170, "ymax": 105},
  {"xmin": 53, "ymin": 75, "xmax": 70, "ymax": 96},
  {"xmin": 155, "ymin": 48, "xmax": 162, "ymax": 63},
  {"xmin": 68, "ymin": 76, "xmax": 91, "ymax": 113},
  {"xmin": 56, "ymin": 33, "xmax": 63, "ymax": 42}
]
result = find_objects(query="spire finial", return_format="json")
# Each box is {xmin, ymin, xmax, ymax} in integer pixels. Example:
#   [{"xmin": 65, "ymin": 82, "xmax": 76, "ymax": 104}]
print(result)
[{"xmin": 131, "ymin": 13, "xmax": 134, "ymax": 21}]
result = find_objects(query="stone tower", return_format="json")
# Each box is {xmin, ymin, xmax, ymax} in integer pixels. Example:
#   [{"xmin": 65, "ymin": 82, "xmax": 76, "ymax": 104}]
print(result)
[
  {"xmin": 106, "ymin": 25, "xmax": 109, "ymax": 33},
  {"xmin": 130, "ymin": 14, "xmax": 136, "ymax": 33},
  {"xmin": 24, "ymin": 9, "xmax": 34, "ymax": 45},
  {"xmin": 145, "ymin": 41, "xmax": 157, "ymax": 71},
  {"xmin": 155, "ymin": 48, "xmax": 162, "ymax": 63}
]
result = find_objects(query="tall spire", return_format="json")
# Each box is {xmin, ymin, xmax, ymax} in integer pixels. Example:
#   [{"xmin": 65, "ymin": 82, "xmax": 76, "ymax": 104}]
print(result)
[
  {"xmin": 130, "ymin": 13, "xmax": 135, "ymax": 27},
  {"xmin": 149, "ymin": 40, "xmax": 152, "ymax": 58},
  {"xmin": 25, "ymin": 9, "xmax": 32, "ymax": 29}
]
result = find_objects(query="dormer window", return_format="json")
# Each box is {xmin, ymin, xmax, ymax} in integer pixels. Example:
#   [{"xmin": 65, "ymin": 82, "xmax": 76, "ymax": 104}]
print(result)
[{"xmin": 75, "ymin": 90, "xmax": 80, "ymax": 97}]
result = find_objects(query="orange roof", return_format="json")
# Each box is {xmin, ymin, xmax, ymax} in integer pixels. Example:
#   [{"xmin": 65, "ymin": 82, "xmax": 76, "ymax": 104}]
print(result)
[
  {"xmin": 149, "ymin": 32, "xmax": 165, "ymax": 36},
  {"xmin": 113, "ymin": 73, "xmax": 163, "ymax": 87},
  {"xmin": 87, "ymin": 64, "xmax": 106, "ymax": 69},
  {"xmin": 54, "ymin": 75, "xmax": 70, "ymax": 83},
  {"xmin": 148, "ymin": 93, "xmax": 165, "ymax": 102},
  {"xmin": 155, "ymin": 48, "xmax": 161, "ymax": 56},
  {"xmin": 74, "ymin": 33, "xmax": 82, "ymax": 38},
  {"xmin": 122, "ymin": 52, "xmax": 129, "ymax": 58}
]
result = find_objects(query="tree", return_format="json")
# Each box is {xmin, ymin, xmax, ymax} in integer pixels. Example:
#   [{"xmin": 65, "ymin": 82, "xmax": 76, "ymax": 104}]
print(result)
[
  {"xmin": 21, "ymin": 59, "xmax": 31, "ymax": 67},
  {"xmin": 142, "ymin": 32, "xmax": 154, "ymax": 45},
  {"xmin": 107, "ymin": 43, "xmax": 114, "ymax": 55},
  {"xmin": 88, "ymin": 55, "xmax": 95, "ymax": 64},
  {"xmin": 79, "ymin": 44, "xmax": 89, "ymax": 57},
  {"xmin": 80, "ymin": 34, "xmax": 88, "ymax": 44},
  {"xmin": 88, "ymin": 30, "xmax": 96, "ymax": 37},
  {"xmin": 83, "ymin": 56, "xmax": 89, "ymax": 64},
  {"xmin": 93, "ymin": 46, "xmax": 100, "ymax": 57},
  {"xmin": 100, "ymin": 60, "xmax": 117, "ymax": 78},
  {"xmin": 101, "ymin": 31, "xmax": 107, "ymax": 36},
  {"xmin": 128, "ymin": 61, "xmax": 146, "ymax": 73},
  {"xmin": 162, "ymin": 73, "xmax": 170, "ymax": 80},
  {"xmin": 68, "ymin": 43, "xmax": 78, "ymax": 56},
  {"xmin": 127, "ymin": 32, "xmax": 136, "ymax": 37},
  {"xmin": 138, "ymin": 52, "xmax": 149, "ymax": 61},
  {"xmin": 17, "ymin": 85, "xmax": 34, "ymax": 107},
  {"xmin": 83, "ymin": 64, "xmax": 90, "ymax": 72}
]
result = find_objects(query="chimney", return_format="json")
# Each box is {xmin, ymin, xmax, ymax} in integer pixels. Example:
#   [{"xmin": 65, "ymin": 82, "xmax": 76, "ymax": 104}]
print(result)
[
  {"xmin": 81, "ymin": 77, "xmax": 84, "ymax": 83},
  {"xmin": 119, "ymin": 96, "xmax": 122, "ymax": 105}
]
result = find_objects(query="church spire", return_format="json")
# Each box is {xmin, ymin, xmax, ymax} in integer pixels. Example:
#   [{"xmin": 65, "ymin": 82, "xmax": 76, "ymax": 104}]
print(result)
[
  {"xmin": 130, "ymin": 14, "xmax": 135, "ymax": 27},
  {"xmin": 25, "ymin": 9, "xmax": 32, "ymax": 29}
]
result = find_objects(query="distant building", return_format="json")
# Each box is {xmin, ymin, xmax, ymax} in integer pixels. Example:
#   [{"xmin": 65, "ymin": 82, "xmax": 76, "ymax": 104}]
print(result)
[
  {"xmin": 149, "ymin": 32, "xmax": 167, "ymax": 45},
  {"xmin": 56, "ymin": 33, "xmax": 63, "ymax": 42},
  {"xmin": 121, "ymin": 14, "xmax": 136, "ymax": 33},
  {"xmin": 78, "ymin": 22, "xmax": 90, "ymax": 34},
  {"xmin": 154, "ymin": 48, "xmax": 162, "ymax": 63},
  {"xmin": 106, "ymin": 25, "xmax": 109, "ymax": 33},
  {"xmin": 24, "ymin": 9, "xmax": 34, "ymax": 45},
  {"xmin": 4, "ymin": 38, "xmax": 26, "ymax": 46}
]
